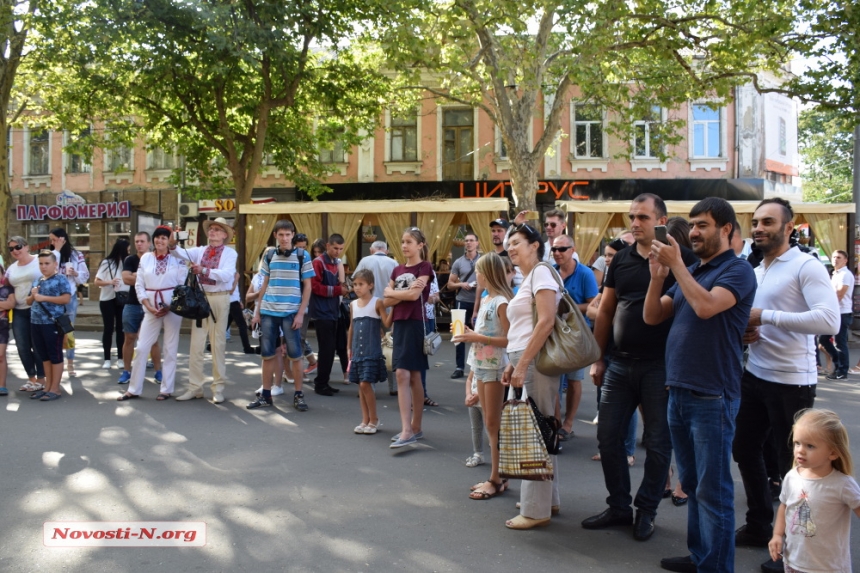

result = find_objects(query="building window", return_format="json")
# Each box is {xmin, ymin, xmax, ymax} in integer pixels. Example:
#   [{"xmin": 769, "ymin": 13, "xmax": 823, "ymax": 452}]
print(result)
[
  {"xmin": 573, "ymin": 104, "xmax": 604, "ymax": 158},
  {"xmin": 442, "ymin": 108, "xmax": 474, "ymax": 180},
  {"xmin": 108, "ymin": 144, "xmax": 132, "ymax": 172},
  {"xmin": 148, "ymin": 147, "xmax": 175, "ymax": 170},
  {"xmin": 29, "ymin": 128, "xmax": 50, "ymax": 175},
  {"xmin": 106, "ymin": 221, "xmax": 132, "ymax": 249},
  {"xmin": 692, "ymin": 104, "xmax": 722, "ymax": 158},
  {"xmin": 319, "ymin": 131, "xmax": 345, "ymax": 164},
  {"xmin": 633, "ymin": 106, "xmax": 663, "ymax": 158},
  {"xmin": 390, "ymin": 113, "xmax": 418, "ymax": 162},
  {"xmin": 67, "ymin": 128, "xmax": 91, "ymax": 174}
]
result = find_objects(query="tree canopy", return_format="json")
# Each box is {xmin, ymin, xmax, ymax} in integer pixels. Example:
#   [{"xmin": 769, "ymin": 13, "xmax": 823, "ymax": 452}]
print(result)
[
  {"xmin": 379, "ymin": 0, "xmax": 804, "ymax": 211},
  {"xmin": 34, "ymin": 0, "xmax": 392, "ymax": 205},
  {"xmin": 799, "ymin": 105, "xmax": 853, "ymax": 203}
]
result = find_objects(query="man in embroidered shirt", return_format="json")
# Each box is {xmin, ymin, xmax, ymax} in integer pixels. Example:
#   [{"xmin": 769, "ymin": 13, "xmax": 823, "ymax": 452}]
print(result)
[
  {"xmin": 248, "ymin": 219, "xmax": 314, "ymax": 411},
  {"xmin": 310, "ymin": 234, "xmax": 349, "ymax": 396},
  {"xmin": 448, "ymin": 232, "xmax": 480, "ymax": 379},
  {"xmin": 644, "ymin": 197, "xmax": 756, "ymax": 573},
  {"xmin": 731, "ymin": 198, "xmax": 839, "ymax": 573},
  {"xmin": 171, "ymin": 217, "xmax": 238, "ymax": 404}
]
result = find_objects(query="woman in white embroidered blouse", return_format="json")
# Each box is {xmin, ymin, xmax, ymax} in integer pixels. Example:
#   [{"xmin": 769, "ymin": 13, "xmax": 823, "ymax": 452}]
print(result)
[{"xmin": 118, "ymin": 226, "xmax": 187, "ymax": 401}]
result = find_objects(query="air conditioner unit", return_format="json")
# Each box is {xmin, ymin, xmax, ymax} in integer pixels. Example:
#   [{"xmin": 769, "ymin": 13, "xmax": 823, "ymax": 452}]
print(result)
[{"xmin": 179, "ymin": 202, "xmax": 198, "ymax": 217}]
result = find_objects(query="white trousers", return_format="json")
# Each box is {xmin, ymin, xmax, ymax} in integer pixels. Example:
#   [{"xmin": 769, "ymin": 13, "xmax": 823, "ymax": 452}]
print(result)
[
  {"xmin": 509, "ymin": 350, "xmax": 561, "ymax": 520},
  {"xmin": 128, "ymin": 310, "xmax": 182, "ymax": 396},
  {"xmin": 186, "ymin": 293, "xmax": 230, "ymax": 393}
]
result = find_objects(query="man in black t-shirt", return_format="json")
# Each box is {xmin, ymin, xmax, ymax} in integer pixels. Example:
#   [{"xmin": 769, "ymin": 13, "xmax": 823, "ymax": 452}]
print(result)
[
  {"xmin": 584, "ymin": 194, "xmax": 699, "ymax": 542},
  {"xmin": 117, "ymin": 232, "xmax": 161, "ymax": 385}
]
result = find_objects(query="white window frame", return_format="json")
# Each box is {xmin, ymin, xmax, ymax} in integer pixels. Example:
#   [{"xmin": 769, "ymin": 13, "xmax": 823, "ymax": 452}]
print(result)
[
  {"xmin": 630, "ymin": 106, "xmax": 668, "ymax": 172},
  {"xmin": 104, "ymin": 134, "xmax": 135, "ymax": 184},
  {"xmin": 145, "ymin": 146, "xmax": 177, "ymax": 182},
  {"xmin": 568, "ymin": 102, "xmax": 608, "ymax": 172},
  {"xmin": 63, "ymin": 128, "xmax": 92, "ymax": 175},
  {"xmin": 22, "ymin": 125, "xmax": 52, "ymax": 189},
  {"xmin": 688, "ymin": 102, "xmax": 729, "ymax": 172},
  {"xmin": 384, "ymin": 109, "xmax": 422, "ymax": 175}
]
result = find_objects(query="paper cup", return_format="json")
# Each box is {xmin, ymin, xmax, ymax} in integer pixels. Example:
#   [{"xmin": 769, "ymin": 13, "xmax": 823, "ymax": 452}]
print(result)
[{"xmin": 451, "ymin": 309, "xmax": 466, "ymax": 345}]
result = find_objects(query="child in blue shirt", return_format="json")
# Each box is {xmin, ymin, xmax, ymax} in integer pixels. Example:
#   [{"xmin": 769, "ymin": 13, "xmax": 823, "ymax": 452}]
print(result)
[{"xmin": 26, "ymin": 251, "xmax": 72, "ymax": 401}]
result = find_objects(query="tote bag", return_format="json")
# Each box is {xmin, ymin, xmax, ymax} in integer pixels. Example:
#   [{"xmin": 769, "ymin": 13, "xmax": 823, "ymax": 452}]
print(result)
[{"xmin": 498, "ymin": 385, "xmax": 554, "ymax": 481}]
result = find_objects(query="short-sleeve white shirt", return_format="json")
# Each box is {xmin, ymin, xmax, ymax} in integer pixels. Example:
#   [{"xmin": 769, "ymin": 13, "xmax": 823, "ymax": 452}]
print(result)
[{"xmin": 506, "ymin": 263, "xmax": 561, "ymax": 353}]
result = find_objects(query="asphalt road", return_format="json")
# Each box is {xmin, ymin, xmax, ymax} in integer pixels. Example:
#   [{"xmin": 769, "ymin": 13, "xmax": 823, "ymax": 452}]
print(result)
[{"xmin": 2, "ymin": 331, "xmax": 859, "ymax": 573}]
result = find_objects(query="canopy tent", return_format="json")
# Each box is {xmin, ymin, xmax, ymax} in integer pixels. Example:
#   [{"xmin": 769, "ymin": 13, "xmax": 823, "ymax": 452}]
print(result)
[
  {"xmin": 240, "ymin": 198, "xmax": 509, "ymax": 268},
  {"xmin": 557, "ymin": 200, "xmax": 856, "ymax": 266}
]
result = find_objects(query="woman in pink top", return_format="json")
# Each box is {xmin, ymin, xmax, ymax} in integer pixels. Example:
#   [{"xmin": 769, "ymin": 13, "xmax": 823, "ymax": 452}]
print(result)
[{"xmin": 502, "ymin": 223, "xmax": 561, "ymax": 530}]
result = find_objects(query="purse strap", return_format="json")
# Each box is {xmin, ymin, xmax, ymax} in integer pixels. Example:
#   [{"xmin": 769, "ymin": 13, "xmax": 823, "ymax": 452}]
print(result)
[
  {"xmin": 506, "ymin": 383, "xmax": 529, "ymax": 402},
  {"xmin": 529, "ymin": 261, "xmax": 576, "ymax": 316}
]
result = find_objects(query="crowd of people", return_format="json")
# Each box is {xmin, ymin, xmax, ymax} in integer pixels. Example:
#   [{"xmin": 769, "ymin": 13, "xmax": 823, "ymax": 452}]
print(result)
[{"xmin": 2, "ymin": 195, "xmax": 860, "ymax": 573}]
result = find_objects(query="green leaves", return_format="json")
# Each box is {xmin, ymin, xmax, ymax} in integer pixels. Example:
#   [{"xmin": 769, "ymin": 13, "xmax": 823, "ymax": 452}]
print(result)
[{"xmin": 799, "ymin": 106, "xmax": 853, "ymax": 203}]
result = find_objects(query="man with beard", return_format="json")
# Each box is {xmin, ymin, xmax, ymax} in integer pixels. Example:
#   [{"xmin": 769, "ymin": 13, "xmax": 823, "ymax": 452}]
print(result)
[
  {"xmin": 644, "ymin": 198, "xmax": 756, "ymax": 573},
  {"xmin": 732, "ymin": 198, "xmax": 839, "ymax": 573},
  {"xmin": 585, "ymin": 193, "xmax": 698, "ymax": 542}
]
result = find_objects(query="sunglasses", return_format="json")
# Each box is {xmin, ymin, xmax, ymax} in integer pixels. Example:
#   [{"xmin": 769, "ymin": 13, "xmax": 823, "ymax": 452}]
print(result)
[
  {"xmin": 8, "ymin": 244, "xmax": 23, "ymax": 252},
  {"xmin": 551, "ymin": 246, "xmax": 572, "ymax": 253},
  {"xmin": 513, "ymin": 223, "xmax": 538, "ymax": 235},
  {"xmin": 544, "ymin": 222, "xmax": 560, "ymax": 228}
]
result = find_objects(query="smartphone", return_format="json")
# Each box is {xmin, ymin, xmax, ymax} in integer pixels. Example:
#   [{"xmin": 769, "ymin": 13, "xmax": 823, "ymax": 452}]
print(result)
[
  {"xmin": 654, "ymin": 225, "xmax": 668, "ymax": 244},
  {"xmin": 175, "ymin": 230, "xmax": 189, "ymax": 241}
]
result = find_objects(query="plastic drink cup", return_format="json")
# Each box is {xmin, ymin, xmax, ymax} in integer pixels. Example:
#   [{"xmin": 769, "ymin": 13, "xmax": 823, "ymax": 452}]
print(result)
[{"xmin": 451, "ymin": 309, "xmax": 466, "ymax": 345}]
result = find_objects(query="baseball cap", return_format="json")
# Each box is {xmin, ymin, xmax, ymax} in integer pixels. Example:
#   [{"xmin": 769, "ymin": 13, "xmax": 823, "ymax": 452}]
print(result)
[{"xmin": 489, "ymin": 218, "xmax": 510, "ymax": 229}]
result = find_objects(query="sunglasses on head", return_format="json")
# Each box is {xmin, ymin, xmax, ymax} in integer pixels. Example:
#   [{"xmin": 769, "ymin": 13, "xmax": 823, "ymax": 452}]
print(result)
[
  {"xmin": 513, "ymin": 223, "xmax": 538, "ymax": 235},
  {"xmin": 551, "ymin": 246, "xmax": 572, "ymax": 253},
  {"xmin": 8, "ymin": 244, "xmax": 23, "ymax": 252}
]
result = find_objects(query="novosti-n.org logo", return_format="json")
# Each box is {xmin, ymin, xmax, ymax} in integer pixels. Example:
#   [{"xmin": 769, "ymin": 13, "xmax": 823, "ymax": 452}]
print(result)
[{"xmin": 44, "ymin": 521, "xmax": 206, "ymax": 547}]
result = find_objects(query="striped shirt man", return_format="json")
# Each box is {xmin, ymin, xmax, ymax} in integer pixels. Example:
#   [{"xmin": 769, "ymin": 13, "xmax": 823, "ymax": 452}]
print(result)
[{"xmin": 259, "ymin": 248, "xmax": 315, "ymax": 317}]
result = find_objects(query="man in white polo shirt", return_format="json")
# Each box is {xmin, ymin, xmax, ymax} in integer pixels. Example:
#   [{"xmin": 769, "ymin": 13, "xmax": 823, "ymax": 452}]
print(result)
[
  {"xmin": 732, "ymin": 198, "xmax": 839, "ymax": 573},
  {"xmin": 819, "ymin": 249, "xmax": 854, "ymax": 380}
]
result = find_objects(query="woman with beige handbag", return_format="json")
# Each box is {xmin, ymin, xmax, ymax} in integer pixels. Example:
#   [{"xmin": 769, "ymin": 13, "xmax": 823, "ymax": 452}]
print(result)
[{"xmin": 501, "ymin": 223, "xmax": 562, "ymax": 529}]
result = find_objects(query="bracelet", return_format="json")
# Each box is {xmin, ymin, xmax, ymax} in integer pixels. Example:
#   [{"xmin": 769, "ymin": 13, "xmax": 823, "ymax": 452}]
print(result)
[{"xmin": 486, "ymin": 335, "xmax": 491, "ymax": 344}]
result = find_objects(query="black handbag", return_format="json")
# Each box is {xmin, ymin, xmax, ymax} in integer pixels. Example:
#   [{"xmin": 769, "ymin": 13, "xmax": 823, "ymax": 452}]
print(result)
[
  {"xmin": 526, "ymin": 394, "xmax": 561, "ymax": 455},
  {"xmin": 108, "ymin": 263, "xmax": 128, "ymax": 307},
  {"xmin": 36, "ymin": 302, "xmax": 75, "ymax": 335},
  {"xmin": 170, "ymin": 272, "xmax": 212, "ymax": 327}
]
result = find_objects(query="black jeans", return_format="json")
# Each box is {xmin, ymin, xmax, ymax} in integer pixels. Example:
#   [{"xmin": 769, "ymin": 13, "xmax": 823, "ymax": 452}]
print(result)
[
  {"xmin": 314, "ymin": 318, "xmax": 347, "ymax": 388},
  {"xmin": 99, "ymin": 300, "xmax": 125, "ymax": 360},
  {"xmin": 225, "ymin": 301, "xmax": 252, "ymax": 351},
  {"xmin": 732, "ymin": 370, "xmax": 816, "ymax": 535},
  {"xmin": 454, "ymin": 300, "xmax": 474, "ymax": 370}
]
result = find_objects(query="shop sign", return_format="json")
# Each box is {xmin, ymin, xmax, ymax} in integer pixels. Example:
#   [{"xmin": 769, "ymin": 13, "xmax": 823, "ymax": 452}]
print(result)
[{"xmin": 16, "ymin": 190, "xmax": 132, "ymax": 221}]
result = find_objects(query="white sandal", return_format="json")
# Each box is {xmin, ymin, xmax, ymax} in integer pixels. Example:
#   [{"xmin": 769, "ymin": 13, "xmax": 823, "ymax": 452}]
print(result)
[
  {"xmin": 465, "ymin": 453, "xmax": 485, "ymax": 467},
  {"xmin": 19, "ymin": 381, "xmax": 44, "ymax": 392},
  {"xmin": 354, "ymin": 423, "xmax": 368, "ymax": 434}
]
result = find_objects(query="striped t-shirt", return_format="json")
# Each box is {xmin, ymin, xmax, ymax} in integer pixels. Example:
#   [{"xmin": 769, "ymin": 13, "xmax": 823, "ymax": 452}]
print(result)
[{"xmin": 259, "ymin": 248, "xmax": 315, "ymax": 317}]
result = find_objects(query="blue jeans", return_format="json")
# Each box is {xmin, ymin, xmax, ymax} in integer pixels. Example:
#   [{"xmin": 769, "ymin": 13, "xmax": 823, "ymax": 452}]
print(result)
[
  {"xmin": 820, "ymin": 313, "xmax": 853, "ymax": 375},
  {"xmin": 260, "ymin": 313, "xmax": 303, "ymax": 359},
  {"xmin": 596, "ymin": 356, "xmax": 671, "ymax": 517},
  {"xmin": 11, "ymin": 308, "xmax": 45, "ymax": 379},
  {"xmin": 669, "ymin": 387, "xmax": 739, "ymax": 573}
]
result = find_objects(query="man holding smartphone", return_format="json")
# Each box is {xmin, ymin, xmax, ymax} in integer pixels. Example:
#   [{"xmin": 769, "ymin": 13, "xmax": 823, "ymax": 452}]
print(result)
[{"xmin": 585, "ymin": 193, "xmax": 698, "ymax": 542}]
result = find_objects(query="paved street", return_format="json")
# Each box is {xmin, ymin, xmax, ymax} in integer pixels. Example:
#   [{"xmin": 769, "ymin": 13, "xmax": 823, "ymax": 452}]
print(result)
[{"xmin": 2, "ymin": 327, "xmax": 860, "ymax": 572}]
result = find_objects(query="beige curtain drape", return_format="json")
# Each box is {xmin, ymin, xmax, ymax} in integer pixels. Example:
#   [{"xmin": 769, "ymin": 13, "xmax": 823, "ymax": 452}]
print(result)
[
  {"xmin": 245, "ymin": 215, "xmax": 277, "ymax": 272},
  {"xmin": 329, "ymin": 213, "xmax": 365, "ymax": 267},
  {"xmin": 805, "ymin": 213, "xmax": 846, "ymax": 257},
  {"xmin": 574, "ymin": 212, "xmax": 613, "ymax": 266},
  {"xmin": 289, "ymin": 213, "xmax": 323, "ymax": 246},
  {"xmin": 378, "ymin": 213, "xmax": 410, "ymax": 263},
  {"xmin": 736, "ymin": 213, "xmax": 752, "ymax": 239},
  {"xmin": 437, "ymin": 224, "xmax": 459, "ymax": 266},
  {"xmin": 418, "ymin": 212, "xmax": 455, "ymax": 263},
  {"xmin": 466, "ymin": 211, "xmax": 494, "ymax": 257}
]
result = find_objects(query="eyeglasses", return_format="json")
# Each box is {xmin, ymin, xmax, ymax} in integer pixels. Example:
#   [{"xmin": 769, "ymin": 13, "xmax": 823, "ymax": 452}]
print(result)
[
  {"xmin": 7, "ymin": 245, "xmax": 23, "ymax": 252},
  {"xmin": 550, "ymin": 246, "xmax": 572, "ymax": 253},
  {"xmin": 544, "ymin": 222, "xmax": 560, "ymax": 228}
]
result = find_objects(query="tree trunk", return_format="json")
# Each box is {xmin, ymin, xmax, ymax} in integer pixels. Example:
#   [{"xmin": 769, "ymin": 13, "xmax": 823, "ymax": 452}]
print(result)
[{"xmin": 508, "ymin": 151, "xmax": 540, "ymax": 214}]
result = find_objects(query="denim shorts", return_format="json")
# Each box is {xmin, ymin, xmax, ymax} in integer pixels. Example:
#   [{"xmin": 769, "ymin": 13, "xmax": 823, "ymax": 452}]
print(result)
[
  {"xmin": 122, "ymin": 304, "xmax": 145, "ymax": 333},
  {"xmin": 472, "ymin": 367, "xmax": 505, "ymax": 383},
  {"xmin": 260, "ymin": 313, "xmax": 303, "ymax": 360},
  {"xmin": 560, "ymin": 367, "xmax": 585, "ymax": 391}
]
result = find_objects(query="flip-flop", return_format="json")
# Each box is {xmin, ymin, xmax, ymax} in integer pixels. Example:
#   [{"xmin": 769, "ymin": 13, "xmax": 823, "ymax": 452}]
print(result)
[
  {"xmin": 156, "ymin": 394, "xmax": 171, "ymax": 401},
  {"xmin": 470, "ymin": 480, "xmax": 506, "ymax": 500},
  {"xmin": 117, "ymin": 393, "xmax": 140, "ymax": 401},
  {"xmin": 505, "ymin": 515, "xmax": 550, "ymax": 529},
  {"xmin": 0, "ymin": 387, "xmax": 8, "ymax": 396}
]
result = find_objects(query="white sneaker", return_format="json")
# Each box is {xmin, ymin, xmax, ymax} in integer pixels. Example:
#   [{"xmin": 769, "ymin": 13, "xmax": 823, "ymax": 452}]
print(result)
[
  {"xmin": 271, "ymin": 386, "xmax": 284, "ymax": 396},
  {"xmin": 592, "ymin": 413, "xmax": 599, "ymax": 424},
  {"xmin": 117, "ymin": 359, "xmax": 124, "ymax": 370},
  {"xmin": 101, "ymin": 360, "xmax": 112, "ymax": 369}
]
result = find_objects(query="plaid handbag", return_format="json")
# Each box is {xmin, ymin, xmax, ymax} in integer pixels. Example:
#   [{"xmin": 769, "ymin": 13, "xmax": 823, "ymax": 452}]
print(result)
[{"xmin": 498, "ymin": 385, "xmax": 554, "ymax": 481}]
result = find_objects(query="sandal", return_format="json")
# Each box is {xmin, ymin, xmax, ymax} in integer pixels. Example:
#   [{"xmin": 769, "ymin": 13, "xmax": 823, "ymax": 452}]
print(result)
[
  {"xmin": 516, "ymin": 502, "xmax": 560, "ymax": 516},
  {"xmin": 470, "ymin": 480, "xmax": 506, "ymax": 500},
  {"xmin": 472, "ymin": 478, "xmax": 508, "ymax": 492},
  {"xmin": 117, "ymin": 393, "xmax": 140, "ymax": 401},
  {"xmin": 591, "ymin": 453, "xmax": 601, "ymax": 461},
  {"xmin": 156, "ymin": 394, "xmax": 171, "ymax": 401},
  {"xmin": 505, "ymin": 515, "xmax": 550, "ymax": 530},
  {"xmin": 423, "ymin": 396, "xmax": 439, "ymax": 407},
  {"xmin": 20, "ymin": 381, "xmax": 44, "ymax": 392}
]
